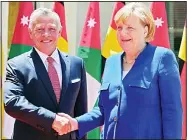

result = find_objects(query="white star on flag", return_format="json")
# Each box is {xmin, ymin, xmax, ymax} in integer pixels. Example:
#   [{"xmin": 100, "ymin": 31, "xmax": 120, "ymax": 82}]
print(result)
[
  {"xmin": 21, "ymin": 15, "xmax": 29, "ymax": 26},
  {"xmin": 87, "ymin": 18, "xmax": 96, "ymax": 28},
  {"xmin": 155, "ymin": 17, "xmax": 164, "ymax": 28}
]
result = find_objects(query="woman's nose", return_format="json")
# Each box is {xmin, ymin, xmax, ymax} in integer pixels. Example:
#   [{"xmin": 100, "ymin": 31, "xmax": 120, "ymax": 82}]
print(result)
[{"xmin": 121, "ymin": 28, "xmax": 129, "ymax": 35}]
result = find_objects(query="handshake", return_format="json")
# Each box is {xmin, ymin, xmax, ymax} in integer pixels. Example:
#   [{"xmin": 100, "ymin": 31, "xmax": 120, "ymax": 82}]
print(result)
[{"xmin": 52, "ymin": 113, "xmax": 78, "ymax": 135}]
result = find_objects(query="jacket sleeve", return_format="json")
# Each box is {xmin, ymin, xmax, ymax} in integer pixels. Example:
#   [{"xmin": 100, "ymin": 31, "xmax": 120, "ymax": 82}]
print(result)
[
  {"xmin": 75, "ymin": 93, "xmax": 104, "ymax": 139},
  {"xmin": 158, "ymin": 49, "xmax": 183, "ymax": 139},
  {"xmin": 4, "ymin": 59, "xmax": 56, "ymax": 133}
]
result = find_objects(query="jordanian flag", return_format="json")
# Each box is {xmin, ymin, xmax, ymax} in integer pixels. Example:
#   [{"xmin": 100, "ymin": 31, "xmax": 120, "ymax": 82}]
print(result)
[
  {"xmin": 150, "ymin": 2, "xmax": 170, "ymax": 49},
  {"xmin": 178, "ymin": 19, "xmax": 186, "ymax": 139},
  {"xmin": 101, "ymin": 2, "xmax": 125, "ymax": 74},
  {"xmin": 77, "ymin": 2, "xmax": 101, "ymax": 139},
  {"xmin": 3, "ymin": 2, "xmax": 34, "ymax": 138},
  {"xmin": 53, "ymin": 2, "xmax": 68, "ymax": 53},
  {"xmin": 8, "ymin": 2, "xmax": 34, "ymax": 59}
]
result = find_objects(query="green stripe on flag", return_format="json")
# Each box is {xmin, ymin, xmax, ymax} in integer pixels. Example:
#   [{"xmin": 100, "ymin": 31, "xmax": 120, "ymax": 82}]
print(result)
[
  {"xmin": 87, "ymin": 99, "xmax": 100, "ymax": 139},
  {"xmin": 78, "ymin": 46, "xmax": 101, "ymax": 82},
  {"xmin": 9, "ymin": 44, "xmax": 32, "ymax": 59}
]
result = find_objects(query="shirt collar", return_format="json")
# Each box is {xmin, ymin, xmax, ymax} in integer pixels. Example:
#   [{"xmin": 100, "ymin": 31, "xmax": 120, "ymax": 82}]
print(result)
[{"xmin": 34, "ymin": 47, "xmax": 60, "ymax": 64}]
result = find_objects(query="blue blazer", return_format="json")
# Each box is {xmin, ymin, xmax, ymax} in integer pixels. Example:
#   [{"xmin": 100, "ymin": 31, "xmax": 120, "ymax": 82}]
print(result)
[
  {"xmin": 76, "ymin": 43, "xmax": 182, "ymax": 139},
  {"xmin": 4, "ymin": 48, "xmax": 87, "ymax": 140}
]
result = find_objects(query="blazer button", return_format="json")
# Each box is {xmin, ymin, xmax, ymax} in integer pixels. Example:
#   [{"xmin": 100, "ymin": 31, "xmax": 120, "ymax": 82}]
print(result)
[
  {"xmin": 117, "ymin": 86, "xmax": 121, "ymax": 90},
  {"xmin": 114, "ymin": 117, "xmax": 117, "ymax": 121}
]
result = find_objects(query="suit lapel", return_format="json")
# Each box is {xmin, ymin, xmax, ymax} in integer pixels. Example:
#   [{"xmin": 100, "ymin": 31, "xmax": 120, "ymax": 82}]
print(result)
[
  {"xmin": 27, "ymin": 48, "xmax": 58, "ymax": 107},
  {"xmin": 58, "ymin": 50, "xmax": 70, "ymax": 105}
]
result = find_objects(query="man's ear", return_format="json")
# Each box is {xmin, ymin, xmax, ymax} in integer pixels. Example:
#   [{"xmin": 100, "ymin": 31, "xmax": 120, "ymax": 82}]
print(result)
[
  {"xmin": 58, "ymin": 26, "xmax": 62, "ymax": 37},
  {"xmin": 28, "ymin": 28, "xmax": 33, "ymax": 39}
]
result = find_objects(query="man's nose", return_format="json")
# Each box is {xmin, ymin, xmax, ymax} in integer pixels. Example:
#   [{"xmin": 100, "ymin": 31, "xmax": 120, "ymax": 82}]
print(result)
[{"xmin": 42, "ymin": 30, "xmax": 51, "ymax": 36}]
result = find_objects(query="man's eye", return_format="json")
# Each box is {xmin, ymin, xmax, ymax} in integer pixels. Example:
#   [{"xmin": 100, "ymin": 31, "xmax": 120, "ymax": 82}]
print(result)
[
  {"xmin": 36, "ymin": 29, "xmax": 43, "ymax": 32},
  {"xmin": 49, "ymin": 28, "xmax": 56, "ymax": 31}
]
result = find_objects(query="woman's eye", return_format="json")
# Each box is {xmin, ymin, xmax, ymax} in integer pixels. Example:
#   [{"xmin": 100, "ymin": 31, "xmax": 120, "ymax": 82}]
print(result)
[{"xmin": 128, "ymin": 27, "xmax": 134, "ymax": 30}]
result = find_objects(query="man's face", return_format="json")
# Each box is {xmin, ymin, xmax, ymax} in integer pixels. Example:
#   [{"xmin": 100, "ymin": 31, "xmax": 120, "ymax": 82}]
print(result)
[{"xmin": 29, "ymin": 16, "xmax": 61, "ymax": 55}]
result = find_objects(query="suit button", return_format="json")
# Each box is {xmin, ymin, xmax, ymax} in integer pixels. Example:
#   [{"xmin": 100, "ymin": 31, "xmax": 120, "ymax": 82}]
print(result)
[
  {"xmin": 114, "ymin": 117, "xmax": 117, "ymax": 121},
  {"xmin": 117, "ymin": 86, "xmax": 121, "ymax": 90},
  {"xmin": 54, "ymin": 132, "xmax": 58, "ymax": 137}
]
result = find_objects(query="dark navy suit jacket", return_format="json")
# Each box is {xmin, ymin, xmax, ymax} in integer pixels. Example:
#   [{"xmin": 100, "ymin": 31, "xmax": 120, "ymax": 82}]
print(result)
[
  {"xmin": 76, "ymin": 43, "xmax": 182, "ymax": 139},
  {"xmin": 4, "ymin": 48, "xmax": 87, "ymax": 140}
]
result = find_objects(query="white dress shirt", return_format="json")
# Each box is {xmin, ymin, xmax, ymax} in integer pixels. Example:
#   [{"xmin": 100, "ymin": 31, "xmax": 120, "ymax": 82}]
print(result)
[{"xmin": 35, "ymin": 48, "xmax": 62, "ymax": 89}]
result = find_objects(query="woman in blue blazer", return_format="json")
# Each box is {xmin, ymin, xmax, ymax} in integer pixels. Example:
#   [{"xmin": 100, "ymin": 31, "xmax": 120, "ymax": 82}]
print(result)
[{"xmin": 59, "ymin": 2, "xmax": 183, "ymax": 139}]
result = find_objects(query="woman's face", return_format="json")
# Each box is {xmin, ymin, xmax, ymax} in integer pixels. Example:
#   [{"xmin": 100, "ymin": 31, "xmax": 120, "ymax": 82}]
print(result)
[{"xmin": 116, "ymin": 14, "xmax": 148, "ymax": 54}]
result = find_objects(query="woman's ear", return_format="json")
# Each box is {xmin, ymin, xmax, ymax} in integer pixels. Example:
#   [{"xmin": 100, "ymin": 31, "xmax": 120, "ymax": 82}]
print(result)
[{"xmin": 144, "ymin": 25, "xmax": 148, "ymax": 38}]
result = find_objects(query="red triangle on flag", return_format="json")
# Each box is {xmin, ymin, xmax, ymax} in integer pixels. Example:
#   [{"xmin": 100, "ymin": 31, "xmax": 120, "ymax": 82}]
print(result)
[
  {"xmin": 11, "ymin": 2, "xmax": 34, "ymax": 46},
  {"xmin": 79, "ymin": 2, "xmax": 100, "ymax": 50},
  {"xmin": 150, "ymin": 2, "xmax": 170, "ymax": 49}
]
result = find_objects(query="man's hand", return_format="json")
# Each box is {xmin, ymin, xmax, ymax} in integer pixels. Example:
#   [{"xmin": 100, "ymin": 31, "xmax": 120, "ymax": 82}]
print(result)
[
  {"xmin": 52, "ymin": 114, "xmax": 71, "ymax": 135},
  {"xmin": 58, "ymin": 113, "xmax": 78, "ymax": 131}
]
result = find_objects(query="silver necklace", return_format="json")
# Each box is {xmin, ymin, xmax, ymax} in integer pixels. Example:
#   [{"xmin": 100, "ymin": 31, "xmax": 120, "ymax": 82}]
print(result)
[{"xmin": 123, "ymin": 46, "xmax": 146, "ymax": 64}]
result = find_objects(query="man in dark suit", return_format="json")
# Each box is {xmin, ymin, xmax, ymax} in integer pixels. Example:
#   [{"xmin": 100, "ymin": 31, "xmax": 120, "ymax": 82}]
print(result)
[{"xmin": 4, "ymin": 8, "xmax": 87, "ymax": 140}]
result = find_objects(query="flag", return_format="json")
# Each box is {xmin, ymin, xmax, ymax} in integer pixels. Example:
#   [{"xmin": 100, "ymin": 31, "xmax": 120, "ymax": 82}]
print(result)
[
  {"xmin": 178, "ymin": 20, "xmax": 186, "ymax": 73},
  {"xmin": 1, "ymin": 43, "xmax": 9, "ymax": 139},
  {"xmin": 101, "ymin": 2, "xmax": 125, "ymax": 74},
  {"xmin": 1, "ymin": 2, "xmax": 20, "ymax": 138},
  {"xmin": 178, "ymin": 20, "xmax": 186, "ymax": 139},
  {"xmin": 53, "ymin": 2, "xmax": 68, "ymax": 53},
  {"xmin": 77, "ymin": 2, "xmax": 101, "ymax": 139},
  {"xmin": 150, "ymin": 2, "xmax": 170, "ymax": 49},
  {"xmin": 3, "ymin": 2, "xmax": 34, "ymax": 138},
  {"xmin": 180, "ymin": 63, "xmax": 186, "ymax": 139},
  {"xmin": 8, "ymin": 2, "xmax": 34, "ymax": 59},
  {"xmin": 8, "ymin": 2, "xmax": 20, "ymax": 52},
  {"xmin": 1, "ymin": 41, "xmax": 6, "ymax": 136}
]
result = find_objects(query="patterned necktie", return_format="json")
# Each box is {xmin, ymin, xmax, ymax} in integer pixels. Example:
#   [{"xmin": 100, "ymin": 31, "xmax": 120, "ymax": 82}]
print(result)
[{"xmin": 47, "ymin": 57, "xmax": 61, "ymax": 103}]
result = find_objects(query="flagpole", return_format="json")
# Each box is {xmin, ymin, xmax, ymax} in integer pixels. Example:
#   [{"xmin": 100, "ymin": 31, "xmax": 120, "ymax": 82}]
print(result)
[
  {"xmin": 34, "ymin": 1, "xmax": 36, "ymax": 9},
  {"xmin": 167, "ymin": 2, "xmax": 175, "ymax": 51}
]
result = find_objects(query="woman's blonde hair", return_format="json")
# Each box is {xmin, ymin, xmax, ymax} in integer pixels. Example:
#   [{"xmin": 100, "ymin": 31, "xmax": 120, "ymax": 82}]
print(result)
[{"xmin": 114, "ymin": 2, "xmax": 155, "ymax": 42}]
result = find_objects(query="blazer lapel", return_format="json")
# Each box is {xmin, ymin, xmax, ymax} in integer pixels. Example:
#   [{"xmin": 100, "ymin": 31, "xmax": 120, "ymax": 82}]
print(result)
[
  {"xmin": 122, "ymin": 43, "xmax": 151, "ymax": 81},
  {"xmin": 27, "ymin": 48, "xmax": 58, "ymax": 107},
  {"xmin": 103, "ymin": 52, "xmax": 123, "ymax": 86},
  {"xmin": 58, "ymin": 51, "xmax": 70, "ymax": 104}
]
